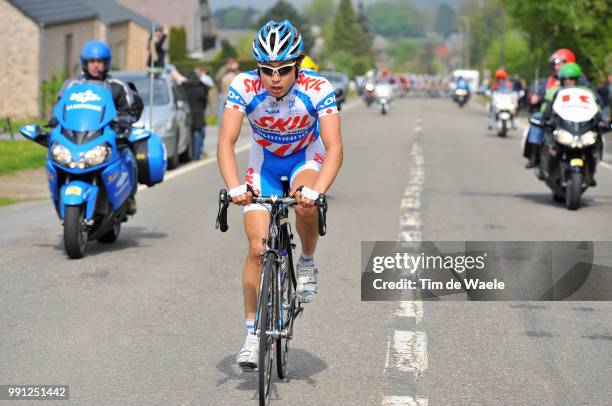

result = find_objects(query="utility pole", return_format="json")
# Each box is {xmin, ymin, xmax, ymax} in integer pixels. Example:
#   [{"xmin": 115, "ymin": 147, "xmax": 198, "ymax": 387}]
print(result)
[
  {"xmin": 499, "ymin": 10, "xmax": 505, "ymax": 67},
  {"xmin": 464, "ymin": 17, "xmax": 470, "ymax": 68}
]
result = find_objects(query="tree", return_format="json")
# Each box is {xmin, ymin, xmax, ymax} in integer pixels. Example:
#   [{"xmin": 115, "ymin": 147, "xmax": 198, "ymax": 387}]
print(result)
[
  {"xmin": 256, "ymin": 0, "xmax": 314, "ymax": 53},
  {"xmin": 328, "ymin": 0, "xmax": 371, "ymax": 56},
  {"xmin": 483, "ymin": 30, "xmax": 531, "ymax": 79},
  {"xmin": 501, "ymin": 0, "xmax": 612, "ymax": 80},
  {"xmin": 214, "ymin": 39, "xmax": 238, "ymax": 62},
  {"xmin": 168, "ymin": 26, "xmax": 187, "ymax": 62},
  {"xmin": 366, "ymin": 0, "xmax": 425, "ymax": 38},
  {"xmin": 213, "ymin": 6, "xmax": 257, "ymax": 29},
  {"xmin": 356, "ymin": 1, "xmax": 371, "ymax": 39},
  {"xmin": 434, "ymin": 3, "xmax": 457, "ymax": 38},
  {"xmin": 389, "ymin": 39, "xmax": 420, "ymax": 70},
  {"xmin": 304, "ymin": 0, "xmax": 335, "ymax": 27}
]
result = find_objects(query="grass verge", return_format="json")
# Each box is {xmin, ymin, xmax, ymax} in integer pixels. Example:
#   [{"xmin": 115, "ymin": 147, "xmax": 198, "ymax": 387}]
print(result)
[{"xmin": 0, "ymin": 141, "xmax": 47, "ymax": 176}]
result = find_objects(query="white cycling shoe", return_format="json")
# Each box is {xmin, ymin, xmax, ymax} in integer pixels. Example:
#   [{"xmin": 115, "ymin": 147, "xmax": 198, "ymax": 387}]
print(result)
[
  {"xmin": 236, "ymin": 335, "xmax": 259, "ymax": 372},
  {"xmin": 296, "ymin": 264, "xmax": 318, "ymax": 303}
]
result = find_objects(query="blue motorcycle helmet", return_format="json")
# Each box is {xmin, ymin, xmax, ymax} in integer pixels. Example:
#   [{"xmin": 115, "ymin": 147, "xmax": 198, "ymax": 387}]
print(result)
[{"xmin": 80, "ymin": 40, "xmax": 112, "ymax": 74}]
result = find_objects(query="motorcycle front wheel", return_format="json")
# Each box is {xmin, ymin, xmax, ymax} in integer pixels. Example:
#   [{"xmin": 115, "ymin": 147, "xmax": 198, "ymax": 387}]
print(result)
[
  {"xmin": 64, "ymin": 205, "xmax": 88, "ymax": 259},
  {"xmin": 565, "ymin": 171, "xmax": 583, "ymax": 210}
]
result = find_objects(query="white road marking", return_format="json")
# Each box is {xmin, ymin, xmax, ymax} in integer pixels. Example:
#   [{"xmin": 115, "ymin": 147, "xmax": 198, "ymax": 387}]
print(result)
[
  {"xmin": 384, "ymin": 118, "xmax": 428, "ymax": 404},
  {"xmin": 382, "ymin": 396, "xmax": 428, "ymax": 406},
  {"xmin": 392, "ymin": 330, "xmax": 428, "ymax": 375},
  {"xmin": 394, "ymin": 301, "xmax": 424, "ymax": 324}
]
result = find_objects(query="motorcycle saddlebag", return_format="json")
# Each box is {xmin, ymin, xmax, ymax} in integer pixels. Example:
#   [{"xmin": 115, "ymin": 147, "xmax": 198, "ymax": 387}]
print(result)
[{"xmin": 132, "ymin": 133, "xmax": 167, "ymax": 186}]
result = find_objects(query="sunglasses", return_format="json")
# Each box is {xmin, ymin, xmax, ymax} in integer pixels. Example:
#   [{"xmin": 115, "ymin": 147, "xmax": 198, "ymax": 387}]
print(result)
[{"xmin": 258, "ymin": 62, "xmax": 296, "ymax": 77}]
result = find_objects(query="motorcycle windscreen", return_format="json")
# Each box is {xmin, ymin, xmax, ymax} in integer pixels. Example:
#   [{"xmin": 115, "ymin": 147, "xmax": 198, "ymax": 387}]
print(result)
[
  {"xmin": 54, "ymin": 82, "xmax": 117, "ymax": 133},
  {"xmin": 552, "ymin": 87, "xmax": 598, "ymax": 123}
]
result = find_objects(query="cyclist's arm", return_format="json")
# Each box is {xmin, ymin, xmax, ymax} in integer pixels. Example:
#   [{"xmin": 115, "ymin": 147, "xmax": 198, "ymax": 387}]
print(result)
[
  {"xmin": 313, "ymin": 113, "xmax": 343, "ymax": 194},
  {"xmin": 217, "ymin": 108, "xmax": 245, "ymax": 190}
]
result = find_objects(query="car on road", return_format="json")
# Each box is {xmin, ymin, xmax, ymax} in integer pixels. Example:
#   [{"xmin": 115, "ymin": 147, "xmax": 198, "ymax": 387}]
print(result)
[
  {"xmin": 320, "ymin": 70, "xmax": 349, "ymax": 111},
  {"xmin": 112, "ymin": 71, "xmax": 192, "ymax": 169}
]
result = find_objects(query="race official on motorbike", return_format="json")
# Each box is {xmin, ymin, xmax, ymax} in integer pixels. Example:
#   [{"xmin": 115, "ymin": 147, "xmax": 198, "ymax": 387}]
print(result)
[
  {"xmin": 488, "ymin": 69, "xmax": 514, "ymax": 129},
  {"xmin": 523, "ymin": 49, "xmax": 593, "ymax": 168},
  {"xmin": 55, "ymin": 40, "xmax": 144, "ymax": 135},
  {"xmin": 540, "ymin": 62, "xmax": 602, "ymax": 186},
  {"xmin": 52, "ymin": 40, "xmax": 144, "ymax": 214}
]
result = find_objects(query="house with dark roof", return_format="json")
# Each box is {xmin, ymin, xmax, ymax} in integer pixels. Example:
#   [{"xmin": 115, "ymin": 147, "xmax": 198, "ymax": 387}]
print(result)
[{"xmin": 1, "ymin": 0, "xmax": 155, "ymax": 118}]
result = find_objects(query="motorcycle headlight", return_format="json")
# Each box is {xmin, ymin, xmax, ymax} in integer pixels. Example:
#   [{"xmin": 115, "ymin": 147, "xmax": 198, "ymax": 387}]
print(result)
[
  {"xmin": 83, "ymin": 144, "xmax": 111, "ymax": 167},
  {"xmin": 365, "ymin": 83, "xmax": 374, "ymax": 92},
  {"xmin": 554, "ymin": 129, "xmax": 575, "ymax": 146},
  {"xmin": 580, "ymin": 131, "xmax": 597, "ymax": 146},
  {"xmin": 51, "ymin": 143, "xmax": 73, "ymax": 166}
]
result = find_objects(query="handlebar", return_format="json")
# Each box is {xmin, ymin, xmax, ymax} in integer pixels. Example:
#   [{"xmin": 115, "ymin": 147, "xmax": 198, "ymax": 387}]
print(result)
[{"xmin": 215, "ymin": 187, "xmax": 328, "ymax": 236}]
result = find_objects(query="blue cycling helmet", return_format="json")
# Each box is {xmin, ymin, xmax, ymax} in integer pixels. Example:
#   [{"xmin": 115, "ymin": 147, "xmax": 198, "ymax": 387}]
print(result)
[
  {"xmin": 80, "ymin": 40, "xmax": 112, "ymax": 73},
  {"xmin": 252, "ymin": 19, "xmax": 303, "ymax": 63}
]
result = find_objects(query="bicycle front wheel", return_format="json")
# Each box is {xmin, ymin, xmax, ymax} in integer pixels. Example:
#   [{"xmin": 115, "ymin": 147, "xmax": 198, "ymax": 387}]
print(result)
[
  {"xmin": 258, "ymin": 256, "xmax": 275, "ymax": 405},
  {"xmin": 277, "ymin": 238, "xmax": 294, "ymax": 379}
]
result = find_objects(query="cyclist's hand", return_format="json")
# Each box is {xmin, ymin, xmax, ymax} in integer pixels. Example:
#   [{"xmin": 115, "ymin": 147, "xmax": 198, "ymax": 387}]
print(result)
[
  {"xmin": 294, "ymin": 186, "xmax": 319, "ymax": 208},
  {"xmin": 229, "ymin": 184, "xmax": 257, "ymax": 206}
]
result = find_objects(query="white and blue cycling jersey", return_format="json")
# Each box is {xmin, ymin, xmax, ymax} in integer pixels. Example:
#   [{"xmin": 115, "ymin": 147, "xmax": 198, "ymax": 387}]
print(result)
[{"xmin": 225, "ymin": 69, "xmax": 338, "ymax": 207}]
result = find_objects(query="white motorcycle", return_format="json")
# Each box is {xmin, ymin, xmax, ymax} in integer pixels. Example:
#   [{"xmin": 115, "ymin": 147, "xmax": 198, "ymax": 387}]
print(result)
[
  {"xmin": 374, "ymin": 83, "xmax": 394, "ymax": 115},
  {"xmin": 489, "ymin": 89, "xmax": 519, "ymax": 137}
]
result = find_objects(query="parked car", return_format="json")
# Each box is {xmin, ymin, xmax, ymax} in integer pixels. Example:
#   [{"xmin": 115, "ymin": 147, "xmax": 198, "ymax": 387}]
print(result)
[
  {"xmin": 320, "ymin": 70, "xmax": 350, "ymax": 111},
  {"xmin": 112, "ymin": 71, "xmax": 192, "ymax": 169}
]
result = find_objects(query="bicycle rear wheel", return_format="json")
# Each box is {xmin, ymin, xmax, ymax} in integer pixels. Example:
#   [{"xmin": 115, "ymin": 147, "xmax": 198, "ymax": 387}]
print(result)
[{"xmin": 258, "ymin": 256, "xmax": 275, "ymax": 406}]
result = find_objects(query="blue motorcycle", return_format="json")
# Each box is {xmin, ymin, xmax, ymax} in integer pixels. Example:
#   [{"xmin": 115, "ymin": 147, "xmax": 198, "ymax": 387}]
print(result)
[{"xmin": 20, "ymin": 82, "xmax": 166, "ymax": 258}]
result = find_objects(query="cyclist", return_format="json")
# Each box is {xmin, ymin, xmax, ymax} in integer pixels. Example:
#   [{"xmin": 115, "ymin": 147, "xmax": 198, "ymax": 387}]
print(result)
[{"xmin": 217, "ymin": 20, "xmax": 343, "ymax": 371}]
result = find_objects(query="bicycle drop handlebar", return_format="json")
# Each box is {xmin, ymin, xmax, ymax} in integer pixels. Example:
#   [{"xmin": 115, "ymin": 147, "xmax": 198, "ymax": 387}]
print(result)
[{"xmin": 215, "ymin": 186, "xmax": 328, "ymax": 236}]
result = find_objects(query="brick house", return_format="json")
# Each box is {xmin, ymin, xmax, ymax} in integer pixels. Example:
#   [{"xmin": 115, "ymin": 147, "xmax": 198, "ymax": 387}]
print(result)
[
  {"xmin": 0, "ymin": 0, "xmax": 154, "ymax": 119},
  {"xmin": 117, "ymin": 0, "xmax": 216, "ymax": 57}
]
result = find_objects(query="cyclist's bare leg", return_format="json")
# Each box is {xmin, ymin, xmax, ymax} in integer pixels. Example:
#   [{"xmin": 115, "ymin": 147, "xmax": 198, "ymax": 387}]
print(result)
[
  {"xmin": 292, "ymin": 169, "xmax": 319, "ymax": 256},
  {"xmin": 243, "ymin": 210, "xmax": 269, "ymax": 320}
]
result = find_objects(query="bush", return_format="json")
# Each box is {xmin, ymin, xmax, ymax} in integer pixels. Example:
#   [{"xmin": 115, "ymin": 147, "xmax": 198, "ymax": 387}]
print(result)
[{"xmin": 169, "ymin": 26, "xmax": 187, "ymax": 62}]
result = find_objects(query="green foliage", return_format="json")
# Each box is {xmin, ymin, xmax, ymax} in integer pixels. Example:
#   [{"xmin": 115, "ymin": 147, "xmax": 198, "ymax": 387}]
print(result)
[
  {"xmin": 327, "ymin": 51, "xmax": 372, "ymax": 77},
  {"xmin": 500, "ymin": 0, "xmax": 612, "ymax": 80},
  {"xmin": 327, "ymin": 0, "xmax": 371, "ymax": 57},
  {"xmin": 235, "ymin": 32, "xmax": 257, "ymax": 59},
  {"xmin": 168, "ymin": 26, "xmax": 187, "ymax": 62},
  {"xmin": 213, "ymin": 6, "xmax": 257, "ymax": 29},
  {"xmin": 0, "ymin": 197, "xmax": 21, "ymax": 207},
  {"xmin": 215, "ymin": 39, "xmax": 238, "ymax": 62},
  {"xmin": 434, "ymin": 3, "xmax": 457, "ymax": 38},
  {"xmin": 0, "ymin": 141, "xmax": 46, "ymax": 176},
  {"xmin": 483, "ymin": 30, "xmax": 532, "ymax": 79},
  {"xmin": 256, "ymin": 1, "xmax": 314, "ymax": 53},
  {"xmin": 41, "ymin": 71, "xmax": 68, "ymax": 118},
  {"xmin": 304, "ymin": 0, "xmax": 336, "ymax": 27},
  {"xmin": 460, "ymin": 0, "xmax": 504, "ymax": 69},
  {"xmin": 389, "ymin": 39, "xmax": 420, "ymax": 70},
  {"xmin": 366, "ymin": 0, "xmax": 425, "ymax": 38}
]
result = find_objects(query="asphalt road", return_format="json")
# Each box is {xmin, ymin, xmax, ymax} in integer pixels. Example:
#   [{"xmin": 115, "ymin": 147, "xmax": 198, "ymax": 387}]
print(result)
[{"xmin": 1, "ymin": 97, "xmax": 611, "ymax": 405}]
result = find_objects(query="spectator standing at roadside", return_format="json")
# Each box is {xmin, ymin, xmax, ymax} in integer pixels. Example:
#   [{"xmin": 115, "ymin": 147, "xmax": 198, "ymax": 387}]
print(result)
[
  {"xmin": 147, "ymin": 25, "xmax": 168, "ymax": 68},
  {"xmin": 216, "ymin": 59, "xmax": 240, "ymax": 127},
  {"xmin": 169, "ymin": 65, "xmax": 211, "ymax": 159}
]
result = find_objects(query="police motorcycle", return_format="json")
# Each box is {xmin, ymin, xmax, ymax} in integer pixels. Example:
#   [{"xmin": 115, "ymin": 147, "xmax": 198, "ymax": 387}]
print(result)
[
  {"xmin": 489, "ymin": 88, "xmax": 519, "ymax": 137},
  {"xmin": 452, "ymin": 81, "xmax": 470, "ymax": 107},
  {"xmin": 363, "ymin": 81, "xmax": 376, "ymax": 107},
  {"xmin": 374, "ymin": 80, "xmax": 394, "ymax": 115},
  {"xmin": 529, "ymin": 86, "xmax": 611, "ymax": 210},
  {"xmin": 20, "ymin": 82, "xmax": 166, "ymax": 258}
]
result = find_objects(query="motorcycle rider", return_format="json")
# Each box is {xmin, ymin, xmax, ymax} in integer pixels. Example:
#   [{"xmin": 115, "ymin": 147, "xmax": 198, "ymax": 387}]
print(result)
[
  {"xmin": 488, "ymin": 69, "xmax": 515, "ymax": 129},
  {"xmin": 523, "ymin": 49, "xmax": 593, "ymax": 168},
  {"xmin": 539, "ymin": 62, "xmax": 602, "ymax": 186},
  {"xmin": 453, "ymin": 75, "xmax": 470, "ymax": 103},
  {"xmin": 52, "ymin": 40, "xmax": 144, "ymax": 213},
  {"xmin": 217, "ymin": 20, "xmax": 343, "ymax": 371}
]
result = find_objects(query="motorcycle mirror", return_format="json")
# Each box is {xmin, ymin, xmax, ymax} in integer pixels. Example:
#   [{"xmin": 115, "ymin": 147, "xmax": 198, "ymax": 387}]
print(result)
[{"xmin": 19, "ymin": 124, "xmax": 48, "ymax": 146}]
